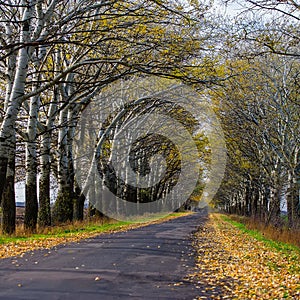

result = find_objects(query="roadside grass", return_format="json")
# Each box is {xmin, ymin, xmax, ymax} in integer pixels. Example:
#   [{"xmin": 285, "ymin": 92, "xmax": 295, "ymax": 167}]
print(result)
[
  {"xmin": 0, "ymin": 220, "xmax": 130, "ymax": 245},
  {"xmin": 0, "ymin": 211, "xmax": 190, "ymax": 259},
  {"xmin": 221, "ymin": 215, "xmax": 300, "ymax": 257},
  {"xmin": 190, "ymin": 213, "xmax": 300, "ymax": 299},
  {"xmin": 222, "ymin": 214, "xmax": 300, "ymax": 249}
]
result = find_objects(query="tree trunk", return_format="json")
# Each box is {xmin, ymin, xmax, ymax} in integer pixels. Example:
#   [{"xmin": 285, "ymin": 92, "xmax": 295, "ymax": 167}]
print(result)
[
  {"xmin": 0, "ymin": 24, "xmax": 16, "ymax": 207},
  {"xmin": 24, "ymin": 94, "xmax": 40, "ymax": 232},
  {"xmin": 52, "ymin": 107, "xmax": 73, "ymax": 223},
  {"xmin": 38, "ymin": 130, "xmax": 52, "ymax": 227},
  {"xmin": 74, "ymin": 192, "xmax": 86, "ymax": 221},
  {"xmin": 0, "ymin": 6, "xmax": 34, "ymax": 233},
  {"xmin": 0, "ymin": 157, "xmax": 8, "ymax": 207},
  {"xmin": 251, "ymin": 184, "xmax": 259, "ymax": 218},
  {"xmin": 245, "ymin": 180, "xmax": 251, "ymax": 216},
  {"xmin": 68, "ymin": 108, "xmax": 81, "ymax": 220},
  {"xmin": 38, "ymin": 91, "xmax": 58, "ymax": 227},
  {"xmin": 38, "ymin": 149, "xmax": 51, "ymax": 227},
  {"xmin": 1, "ymin": 139, "xmax": 16, "ymax": 234},
  {"xmin": 287, "ymin": 172, "xmax": 300, "ymax": 228}
]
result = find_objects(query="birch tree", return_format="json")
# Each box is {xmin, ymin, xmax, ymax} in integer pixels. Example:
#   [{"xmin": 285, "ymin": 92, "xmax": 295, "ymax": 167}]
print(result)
[
  {"xmin": 223, "ymin": 0, "xmax": 300, "ymax": 59},
  {"xmin": 0, "ymin": 0, "xmax": 221, "ymax": 232},
  {"xmin": 212, "ymin": 56, "xmax": 300, "ymax": 227}
]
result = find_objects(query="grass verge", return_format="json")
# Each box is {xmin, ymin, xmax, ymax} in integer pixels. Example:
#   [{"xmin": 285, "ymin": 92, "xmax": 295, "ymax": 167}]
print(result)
[
  {"xmin": 222, "ymin": 214, "xmax": 300, "ymax": 249},
  {"xmin": 190, "ymin": 213, "xmax": 300, "ymax": 299},
  {"xmin": 221, "ymin": 215, "xmax": 300, "ymax": 255}
]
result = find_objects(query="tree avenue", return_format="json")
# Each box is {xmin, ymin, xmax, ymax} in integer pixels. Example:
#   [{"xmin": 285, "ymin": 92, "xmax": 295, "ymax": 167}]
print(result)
[
  {"xmin": 211, "ymin": 56, "xmax": 300, "ymax": 228},
  {"xmin": 0, "ymin": 0, "xmax": 299, "ymax": 235},
  {"xmin": 0, "ymin": 0, "xmax": 219, "ymax": 233},
  {"xmin": 211, "ymin": 1, "xmax": 300, "ymax": 230}
]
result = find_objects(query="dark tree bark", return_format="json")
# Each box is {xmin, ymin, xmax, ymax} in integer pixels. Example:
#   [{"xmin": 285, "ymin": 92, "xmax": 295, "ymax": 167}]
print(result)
[
  {"xmin": 24, "ymin": 181, "xmax": 38, "ymax": 232},
  {"xmin": 0, "ymin": 157, "xmax": 8, "ymax": 207},
  {"xmin": 1, "ymin": 153, "xmax": 16, "ymax": 234}
]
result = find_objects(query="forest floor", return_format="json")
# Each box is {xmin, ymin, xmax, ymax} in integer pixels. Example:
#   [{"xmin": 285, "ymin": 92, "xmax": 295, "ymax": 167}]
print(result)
[{"xmin": 190, "ymin": 214, "xmax": 300, "ymax": 299}]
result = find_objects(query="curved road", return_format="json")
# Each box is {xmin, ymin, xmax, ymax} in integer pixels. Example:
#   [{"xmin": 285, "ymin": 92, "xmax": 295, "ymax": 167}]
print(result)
[{"xmin": 0, "ymin": 213, "xmax": 206, "ymax": 300}]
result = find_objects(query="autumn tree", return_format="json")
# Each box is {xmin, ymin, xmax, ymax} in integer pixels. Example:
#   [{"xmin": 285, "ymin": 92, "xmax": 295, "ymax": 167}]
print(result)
[
  {"xmin": 0, "ymin": 0, "xmax": 221, "ymax": 233},
  {"xmin": 212, "ymin": 55, "xmax": 300, "ymax": 227}
]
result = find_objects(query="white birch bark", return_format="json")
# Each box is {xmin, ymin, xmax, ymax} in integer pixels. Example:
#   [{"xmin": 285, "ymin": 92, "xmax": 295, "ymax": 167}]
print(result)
[
  {"xmin": 24, "ymin": 30, "xmax": 50, "ymax": 230},
  {"xmin": 0, "ymin": 3, "xmax": 35, "ymax": 233},
  {"xmin": 3, "ymin": 24, "xmax": 17, "ymax": 113}
]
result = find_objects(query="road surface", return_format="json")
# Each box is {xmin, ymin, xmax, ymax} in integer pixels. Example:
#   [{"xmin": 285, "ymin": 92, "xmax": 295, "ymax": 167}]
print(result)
[{"xmin": 0, "ymin": 213, "xmax": 206, "ymax": 300}]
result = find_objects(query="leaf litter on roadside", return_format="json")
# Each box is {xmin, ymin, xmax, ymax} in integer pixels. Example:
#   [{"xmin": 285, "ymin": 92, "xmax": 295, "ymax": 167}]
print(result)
[{"xmin": 189, "ymin": 214, "xmax": 300, "ymax": 299}]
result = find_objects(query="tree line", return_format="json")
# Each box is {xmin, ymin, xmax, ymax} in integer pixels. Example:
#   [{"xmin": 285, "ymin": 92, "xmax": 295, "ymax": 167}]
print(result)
[
  {"xmin": 0, "ymin": 0, "xmax": 299, "ymax": 234},
  {"xmin": 212, "ymin": 0, "xmax": 300, "ymax": 229},
  {"xmin": 0, "ymin": 0, "xmax": 218, "ymax": 234}
]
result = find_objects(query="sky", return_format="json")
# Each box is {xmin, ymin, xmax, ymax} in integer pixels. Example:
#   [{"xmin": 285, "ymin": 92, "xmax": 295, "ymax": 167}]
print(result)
[{"xmin": 213, "ymin": 0, "xmax": 245, "ymax": 17}]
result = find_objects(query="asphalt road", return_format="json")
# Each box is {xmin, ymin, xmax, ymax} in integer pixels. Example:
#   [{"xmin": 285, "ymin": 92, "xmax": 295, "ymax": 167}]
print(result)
[{"xmin": 0, "ymin": 213, "xmax": 206, "ymax": 300}]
